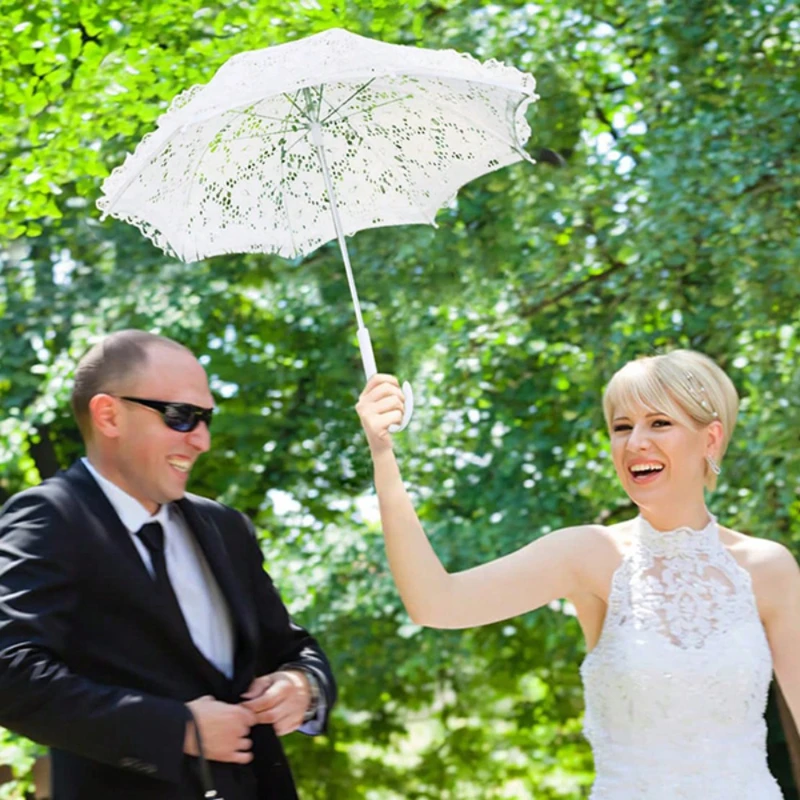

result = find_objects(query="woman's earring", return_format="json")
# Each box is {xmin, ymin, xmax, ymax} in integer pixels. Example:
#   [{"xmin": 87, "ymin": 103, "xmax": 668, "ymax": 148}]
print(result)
[{"xmin": 706, "ymin": 455, "xmax": 721, "ymax": 476}]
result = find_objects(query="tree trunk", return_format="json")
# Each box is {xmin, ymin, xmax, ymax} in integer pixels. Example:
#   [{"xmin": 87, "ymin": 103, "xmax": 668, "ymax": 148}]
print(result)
[
  {"xmin": 29, "ymin": 425, "xmax": 60, "ymax": 481},
  {"xmin": 777, "ymin": 683, "xmax": 800, "ymax": 793}
]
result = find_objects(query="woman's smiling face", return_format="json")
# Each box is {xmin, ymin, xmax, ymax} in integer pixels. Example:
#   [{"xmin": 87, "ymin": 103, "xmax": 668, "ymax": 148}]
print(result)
[
  {"xmin": 609, "ymin": 404, "xmax": 711, "ymax": 506},
  {"xmin": 602, "ymin": 350, "xmax": 736, "ymax": 499}
]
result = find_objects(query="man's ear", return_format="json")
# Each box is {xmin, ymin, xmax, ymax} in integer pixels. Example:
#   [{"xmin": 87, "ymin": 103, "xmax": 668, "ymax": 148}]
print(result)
[{"xmin": 88, "ymin": 394, "xmax": 122, "ymax": 440}]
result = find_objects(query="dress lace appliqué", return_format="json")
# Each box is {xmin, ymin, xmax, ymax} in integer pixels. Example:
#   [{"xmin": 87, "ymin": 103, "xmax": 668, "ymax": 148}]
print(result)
[{"xmin": 580, "ymin": 516, "xmax": 782, "ymax": 799}]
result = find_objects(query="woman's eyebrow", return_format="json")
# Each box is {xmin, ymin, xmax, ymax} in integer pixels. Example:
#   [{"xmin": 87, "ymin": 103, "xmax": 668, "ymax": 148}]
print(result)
[{"xmin": 612, "ymin": 411, "xmax": 667, "ymax": 421}]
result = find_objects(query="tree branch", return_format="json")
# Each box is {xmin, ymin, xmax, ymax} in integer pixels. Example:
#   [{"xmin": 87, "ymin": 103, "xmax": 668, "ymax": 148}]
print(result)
[
  {"xmin": 520, "ymin": 258, "xmax": 627, "ymax": 318},
  {"xmin": 594, "ymin": 103, "xmax": 620, "ymax": 140}
]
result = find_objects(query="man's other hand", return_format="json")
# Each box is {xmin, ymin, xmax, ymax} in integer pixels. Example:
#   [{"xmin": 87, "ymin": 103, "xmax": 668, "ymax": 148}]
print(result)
[
  {"xmin": 184, "ymin": 695, "xmax": 256, "ymax": 763},
  {"xmin": 239, "ymin": 670, "xmax": 311, "ymax": 736}
]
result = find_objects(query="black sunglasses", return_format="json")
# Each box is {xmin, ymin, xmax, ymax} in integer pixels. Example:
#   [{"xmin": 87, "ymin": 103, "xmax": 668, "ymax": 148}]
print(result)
[{"xmin": 119, "ymin": 396, "xmax": 214, "ymax": 432}]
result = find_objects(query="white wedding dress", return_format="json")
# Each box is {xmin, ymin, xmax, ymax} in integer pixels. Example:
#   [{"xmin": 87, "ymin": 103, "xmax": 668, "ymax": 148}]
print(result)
[{"xmin": 580, "ymin": 516, "xmax": 783, "ymax": 799}]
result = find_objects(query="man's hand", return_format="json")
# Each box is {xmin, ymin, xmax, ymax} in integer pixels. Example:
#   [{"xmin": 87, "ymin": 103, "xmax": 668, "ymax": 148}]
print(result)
[
  {"xmin": 240, "ymin": 670, "xmax": 312, "ymax": 736},
  {"xmin": 184, "ymin": 696, "xmax": 256, "ymax": 763}
]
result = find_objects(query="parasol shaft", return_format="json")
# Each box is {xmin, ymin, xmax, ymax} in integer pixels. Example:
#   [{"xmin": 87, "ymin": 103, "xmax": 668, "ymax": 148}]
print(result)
[{"xmin": 309, "ymin": 121, "xmax": 366, "ymax": 333}]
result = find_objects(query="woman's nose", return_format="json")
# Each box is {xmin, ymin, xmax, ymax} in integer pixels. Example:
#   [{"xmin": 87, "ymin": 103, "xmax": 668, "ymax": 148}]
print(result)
[{"xmin": 626, "ymin": 425, "xmax": 651, "ymax": 451}]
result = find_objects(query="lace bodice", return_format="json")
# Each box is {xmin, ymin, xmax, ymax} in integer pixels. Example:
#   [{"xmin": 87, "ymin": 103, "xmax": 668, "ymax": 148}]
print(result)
[{"xmin": 580, "ymin": 516, "xmax": 782, "ymax": 799}]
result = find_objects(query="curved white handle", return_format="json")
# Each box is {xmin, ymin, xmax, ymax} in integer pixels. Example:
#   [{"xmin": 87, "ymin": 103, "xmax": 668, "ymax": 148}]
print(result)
[
  {"xmin": 357, "ymin": 327, "xmax": 414, "ymax": 434},
  {"xmin": 388, "ymin": 381, "xmax": 414, "ymax": 434}
]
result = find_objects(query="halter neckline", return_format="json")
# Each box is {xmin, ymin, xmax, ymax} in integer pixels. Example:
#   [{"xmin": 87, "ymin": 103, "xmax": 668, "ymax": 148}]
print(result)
[{"xmin": 635, "ymin": 513, "xmax": 720, "ymax": 556}]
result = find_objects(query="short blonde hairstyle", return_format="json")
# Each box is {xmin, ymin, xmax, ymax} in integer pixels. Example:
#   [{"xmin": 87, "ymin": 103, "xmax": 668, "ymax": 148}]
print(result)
[{"xmin": 602, "ymin": 350, "xmax": 739, "ymax": 490}]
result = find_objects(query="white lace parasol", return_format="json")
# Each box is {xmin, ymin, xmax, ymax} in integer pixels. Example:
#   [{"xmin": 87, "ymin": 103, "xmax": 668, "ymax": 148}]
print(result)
[{"xmin": 98, "ymin": 27, "xmax": 538, "ymax": 430}]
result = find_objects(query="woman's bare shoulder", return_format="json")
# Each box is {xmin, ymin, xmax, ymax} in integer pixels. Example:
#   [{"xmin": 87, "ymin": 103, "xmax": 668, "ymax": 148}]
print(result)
[
  {"xmin": 721, "ymin": 526, "xmax": 796, "ymax": 570},
  {"xmin": 605, "ymin": 517, "xmax": 641, "ymax": 544},
  {"xmin": 553, "ymin": 520, "xmax": 628, "ymax": 556},
  {"xmin": 559, "ymin": 519, "xmax": 633, "ymax": 597},
  {"xmin": 721, "ymin": 526, "xmax": 799, "ymax": 613}
]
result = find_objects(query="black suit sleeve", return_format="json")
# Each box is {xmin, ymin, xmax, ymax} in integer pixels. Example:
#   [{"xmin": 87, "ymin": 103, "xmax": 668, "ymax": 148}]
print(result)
[
  {"xmin": 241, "ymin": 514, "xmax": 337, "ymax": 726},
  {"xmin": 0, "ymin": 492, "xmax": 190, "ymax": 783}
]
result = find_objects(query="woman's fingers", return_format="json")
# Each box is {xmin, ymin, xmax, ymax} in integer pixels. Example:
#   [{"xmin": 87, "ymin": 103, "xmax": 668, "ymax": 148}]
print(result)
[
  {"xmin": 364, "ymin": 373, "xmax": 400, "ymax": 392},
  {"xmin": 372, "ymin": 395, "xmax": 405, "ymax": 415},
  {"xmin": 357, "ymin": 376, "xmax": 402, "ymax": 413},
  {"xmin": 356, "ymin": 374, "xmax": 405, "ymax": 444},
  {"xmin": 358, "ymin": 394, "xmax": 404, "ymax": 428},
  {"xmin": 365, "ymin": 381, "xmax": 405, "ymax": 404}
]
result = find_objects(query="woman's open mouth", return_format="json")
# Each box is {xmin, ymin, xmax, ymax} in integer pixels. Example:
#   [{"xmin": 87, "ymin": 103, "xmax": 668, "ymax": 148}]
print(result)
[{"xmin": 628, "ymin": 462, "xmax": 665, "ymax": 483}]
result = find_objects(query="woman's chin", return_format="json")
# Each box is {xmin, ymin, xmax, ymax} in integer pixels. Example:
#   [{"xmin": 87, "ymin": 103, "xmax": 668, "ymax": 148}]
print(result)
[{"xmin": 624, "ymin": 475, "xmax": 669, "ymax": 502}]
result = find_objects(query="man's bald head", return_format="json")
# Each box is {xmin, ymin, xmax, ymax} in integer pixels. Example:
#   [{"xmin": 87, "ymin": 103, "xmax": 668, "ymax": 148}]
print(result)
[{"xmin": 71, "ymin": 330, "xmax": 192, "ymax": 441}]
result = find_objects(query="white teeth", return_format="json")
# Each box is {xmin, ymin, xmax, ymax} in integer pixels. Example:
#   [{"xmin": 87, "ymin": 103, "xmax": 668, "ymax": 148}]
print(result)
[
  {"xmin": 630, "ymin": 464, "xmax": 664, "ymax": 474},
  {"xmin": 167, "ymin": 459, "xmax": 191, "ymax": 473}
]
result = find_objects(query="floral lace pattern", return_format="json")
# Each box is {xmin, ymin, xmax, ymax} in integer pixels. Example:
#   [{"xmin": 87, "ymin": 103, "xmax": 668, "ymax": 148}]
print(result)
[
  {"xmin": 97, "ymin": 27, "xmax": 538, "ymax": 263},
  {"xmin": 580, "ymin": 516, "xmax": 782, "ymax": 799}
]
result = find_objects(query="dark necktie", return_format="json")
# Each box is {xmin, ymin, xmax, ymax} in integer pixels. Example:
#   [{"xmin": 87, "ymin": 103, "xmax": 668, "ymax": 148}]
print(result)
[
  {"xmin": 135, "ymin": 522, "xmax": 188, "ymax": 626},
  {"xmin": 136, "ymin": 522, "xmax": 170, "ymax": 585},
  {"xmin": 136, "ymin": 523, "xmax": 223, "ymax": 798}
]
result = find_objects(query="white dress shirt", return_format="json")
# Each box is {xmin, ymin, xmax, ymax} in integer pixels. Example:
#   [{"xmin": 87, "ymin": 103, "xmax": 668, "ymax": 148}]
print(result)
[
  {"xmin": 81, "ymin": 459, "xmax": 325, "ymax": 733},
  {"xmin": 82, "ymin": 458, "xmax": 235, "ymax": 678}
]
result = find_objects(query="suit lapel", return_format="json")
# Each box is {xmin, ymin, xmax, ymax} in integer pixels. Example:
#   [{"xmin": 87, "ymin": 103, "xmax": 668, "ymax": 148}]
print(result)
[
  {"xmin": 62, "ymin": 462, "xmax": 234, "ymax": 694},
  {"xmin": 62, "ymin": 461, "xmax": 156, "ymax": 582},
  {"xmin": 176, "ymin": 497, "xmax": 257, "ymax": 684}
]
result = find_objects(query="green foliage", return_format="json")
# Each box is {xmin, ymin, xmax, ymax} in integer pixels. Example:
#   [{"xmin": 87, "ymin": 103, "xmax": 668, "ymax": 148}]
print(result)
[{"xmin": 1, "ymin": 0, "xmax": 799, "ymax": 797}]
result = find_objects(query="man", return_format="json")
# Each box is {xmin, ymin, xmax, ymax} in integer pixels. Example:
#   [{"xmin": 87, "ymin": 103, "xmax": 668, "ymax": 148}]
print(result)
[{"xmin": 0, "ymin": 330, "xmax": 336, "ymax": 800}]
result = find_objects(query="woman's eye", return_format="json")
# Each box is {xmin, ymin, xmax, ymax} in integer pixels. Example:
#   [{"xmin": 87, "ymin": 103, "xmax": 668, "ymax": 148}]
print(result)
[
  {"xmin": 652, "ymin": 419, "xmax": 671, "ymax": 428},
  {"xmin": 613, "ymin": 424, "xmax": 632, "ymax": 432}
]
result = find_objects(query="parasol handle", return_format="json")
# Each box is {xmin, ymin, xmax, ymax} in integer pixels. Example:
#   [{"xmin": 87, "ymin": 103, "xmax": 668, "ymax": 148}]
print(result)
[
  {"xmin": 357, "ymin": 327, "xmax": 413, "ymax": 433},
  {"xmin": 308, "ymin": 115, "xmax": 413, "ymax": 433}
]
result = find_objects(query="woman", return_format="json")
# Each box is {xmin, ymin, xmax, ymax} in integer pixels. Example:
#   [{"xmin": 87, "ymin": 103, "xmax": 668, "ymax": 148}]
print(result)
[{"xmin": 356, "ymin": 349, "xmax": 800, "ymax": 799}]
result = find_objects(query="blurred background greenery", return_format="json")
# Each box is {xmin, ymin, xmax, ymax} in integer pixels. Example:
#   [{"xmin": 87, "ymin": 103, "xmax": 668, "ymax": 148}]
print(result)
[{"xmin": 1, "ymin": 0, "xmax": 798, "ymax": 796}]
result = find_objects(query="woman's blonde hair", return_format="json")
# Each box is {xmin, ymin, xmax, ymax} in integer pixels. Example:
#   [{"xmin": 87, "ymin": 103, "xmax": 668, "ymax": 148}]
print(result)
[{"xmin": 602, "ymin": 349, "xmax": 739, "ymax": 491}]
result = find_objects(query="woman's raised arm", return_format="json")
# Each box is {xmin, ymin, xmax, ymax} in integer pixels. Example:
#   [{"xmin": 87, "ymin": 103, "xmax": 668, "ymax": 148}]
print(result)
[{"xmin": 357, "ymin": 374, "xmax": 603, "ymax": 629}]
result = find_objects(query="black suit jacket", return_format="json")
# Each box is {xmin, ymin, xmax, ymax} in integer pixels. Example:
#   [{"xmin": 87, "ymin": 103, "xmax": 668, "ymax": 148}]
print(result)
[{"xmin": 0, "ymin": 461, "xmax": 336, "ymax": 800}]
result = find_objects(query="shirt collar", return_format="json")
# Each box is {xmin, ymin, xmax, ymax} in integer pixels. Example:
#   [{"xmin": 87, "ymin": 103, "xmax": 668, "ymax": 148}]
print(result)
[{"xmin": 81, "ymin": 457, "xmax": 170, "ymax": 533}]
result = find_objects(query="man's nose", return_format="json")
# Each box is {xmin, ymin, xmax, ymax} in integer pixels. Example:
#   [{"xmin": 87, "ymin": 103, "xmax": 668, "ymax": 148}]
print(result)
[{"xmin": 187, "ymin": 421, "xmax": 211, "ymax": 453}]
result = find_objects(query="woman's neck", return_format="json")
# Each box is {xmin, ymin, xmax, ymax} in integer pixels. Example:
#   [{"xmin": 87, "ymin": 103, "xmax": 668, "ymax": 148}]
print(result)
[{"xmin": 637, "ymin": 501, "xmax": 711, "ymax": 533}]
